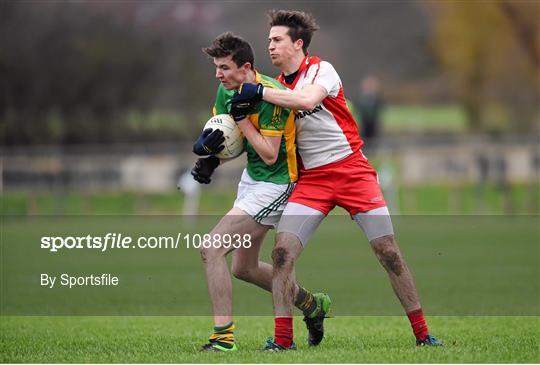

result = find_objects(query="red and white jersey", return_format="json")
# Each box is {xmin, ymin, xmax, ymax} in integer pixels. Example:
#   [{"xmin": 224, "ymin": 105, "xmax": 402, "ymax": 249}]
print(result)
[{"xmin": 277, "ymin": 56, "xmax": 363, "ymax": 170}]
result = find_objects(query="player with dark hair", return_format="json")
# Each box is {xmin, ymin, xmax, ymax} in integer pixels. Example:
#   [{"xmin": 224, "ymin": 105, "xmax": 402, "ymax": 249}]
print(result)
[
  {"xmin": 232, "ymin": 10, "xmax": 442, "ymax": 350},
  {"xmin": 192, "ymin": 32, "xmax": 330, "ymax": 352}
]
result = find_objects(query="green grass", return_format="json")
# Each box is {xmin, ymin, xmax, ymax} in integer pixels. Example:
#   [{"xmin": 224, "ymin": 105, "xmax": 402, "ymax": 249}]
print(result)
[
  {"xmin": 0, "ymin": 191, "xmax": 236, "ymax": 215},
  {"xmin": 382, "ymin": 105, "xmax": 467, "ymax": 133},
  {"xmin": 2, "ymin": 183, "xmax": 538, "ymax": 215},
  {"xmin": 1, "ymin": 214, "xmax": 538, "ymax": 362},
  {"xmin": 1, "ymin": 184, "xmax": 539, "ymax": 362},
  {"xmin": 1, "ymin": 316, "xmax": 538, "ymax": 363},
  {"xmin": 395, "ymin": 183, "xmax": 539, "ymax": 214},
  {"xmin": 2, "ymin": 215, "xmax": 538, "ymax": 317}
]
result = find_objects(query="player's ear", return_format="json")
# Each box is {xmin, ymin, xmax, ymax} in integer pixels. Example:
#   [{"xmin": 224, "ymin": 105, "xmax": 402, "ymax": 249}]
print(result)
[
  {"xmin": 294, "ymin": 39, "xmax": 304, "ymax": 51},
  {"xmin": 241, "ymin": 62, "xmax": 253, "ymax": 72}
]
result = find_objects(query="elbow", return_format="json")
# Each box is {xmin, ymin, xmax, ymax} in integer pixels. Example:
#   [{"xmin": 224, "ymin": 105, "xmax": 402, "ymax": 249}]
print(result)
[
  {"xmin": 299, "ymin": 98, "xmax": 318, "ymax": 111},
  {"xmin": 262, "ymin": 154, "xmax": 278, "ymax": 166}
]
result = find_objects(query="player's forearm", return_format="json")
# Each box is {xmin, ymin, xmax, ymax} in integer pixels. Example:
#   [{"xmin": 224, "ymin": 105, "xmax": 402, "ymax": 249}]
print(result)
[
  {"xmin": 237, "ymin": 119, "xmax": 278, "ymax": 165},
  {"xmin": 263, "ymin": 87, "xmax": 318, "ymax": 111}
]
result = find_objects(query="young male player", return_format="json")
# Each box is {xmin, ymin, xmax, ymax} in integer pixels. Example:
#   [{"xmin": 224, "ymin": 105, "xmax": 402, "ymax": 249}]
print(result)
[
  {"xmin": 191, "ymin": 32, "xmax": 331, "ymax": 352},
  {"xmin": 232, "ymin": 10, "xmax": 442, "ymax": 350}
]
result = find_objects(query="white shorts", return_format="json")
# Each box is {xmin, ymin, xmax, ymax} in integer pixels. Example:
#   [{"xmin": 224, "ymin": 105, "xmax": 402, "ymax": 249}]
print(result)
[{"xmin": 233, "ymin": 169, "xmax": 295, "ymax": 228}]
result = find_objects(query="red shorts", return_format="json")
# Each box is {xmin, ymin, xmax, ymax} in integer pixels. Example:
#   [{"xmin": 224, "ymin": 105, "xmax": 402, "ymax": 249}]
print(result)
[{"xmin": 288, "ymin": 150, "xmax": 386, "ymax": 215}]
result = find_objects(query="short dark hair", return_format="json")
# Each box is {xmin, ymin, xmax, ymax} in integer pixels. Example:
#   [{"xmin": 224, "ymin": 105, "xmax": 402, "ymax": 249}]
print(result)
[
  {"xmin": 267, "ymin": 10, "xmax": 319, "ymax": 54},
  {"xmin": 202, "ymin": 32, "xmax": 255, "ymax": 68}
]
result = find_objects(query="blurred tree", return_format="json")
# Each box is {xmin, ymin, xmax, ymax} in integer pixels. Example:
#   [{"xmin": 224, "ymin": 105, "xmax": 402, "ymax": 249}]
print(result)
[
  {"xmin": 423, "ymin": 0, "xmax": 539, "ymax": 133},
  {"xmin": 498, "ymin": 0, "xmax": 539, "ymax": 69},
  {"xmin": 2, "ymin": 1, "xmax": 536, "ymax": 145},
  {"xmin": 0, "ymin": 1, "xmax": 209, "ymax": 145}
]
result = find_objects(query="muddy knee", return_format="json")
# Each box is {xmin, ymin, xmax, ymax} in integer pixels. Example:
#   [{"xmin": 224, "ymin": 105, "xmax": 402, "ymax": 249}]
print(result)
[
  {"xmin": 372, "ymin": 236, "xmax": 403, "ymax": 276},
  {"xmin": 271, "ymin": 246, "xmax": 290, "ymax": 269}
]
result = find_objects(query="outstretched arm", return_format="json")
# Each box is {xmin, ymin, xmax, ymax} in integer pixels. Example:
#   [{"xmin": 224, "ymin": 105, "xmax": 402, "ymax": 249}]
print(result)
[{"xmin": 263, "ymin": 84, "xmax": 327, "ymax": 111}]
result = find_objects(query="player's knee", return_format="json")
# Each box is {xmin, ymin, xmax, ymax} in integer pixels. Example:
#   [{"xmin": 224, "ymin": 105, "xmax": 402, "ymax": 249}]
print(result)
[
  {"xmin": 371, "ymin": 235, "xmax": 403, "ymax": 276},
  {"xmin": 372, "ymin": 236, "xmax": 397, "ymax": 259},
  {"xmin": 199, "ymin": 247, "xmax": 211, "ymax": 265},
  {"xmin": 371, "ymin": 234, "xmax": 395, "ymax": 252},
  {"xmin": 271, "ymin": 246, "xmax": 290, "ymax": 269},
  {"xmin": 199, "ymin": 247, "xmax": 220, "ymax": 265},
  {"xmin": 231, "ymin": 264, "xmax": 253, "ymax": 282}
]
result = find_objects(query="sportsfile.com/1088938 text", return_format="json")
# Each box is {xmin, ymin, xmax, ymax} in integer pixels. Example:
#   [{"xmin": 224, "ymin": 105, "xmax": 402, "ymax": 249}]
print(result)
[{"xmin": 40, "ymin": 233, "xmax": 252, "ymax": 252}]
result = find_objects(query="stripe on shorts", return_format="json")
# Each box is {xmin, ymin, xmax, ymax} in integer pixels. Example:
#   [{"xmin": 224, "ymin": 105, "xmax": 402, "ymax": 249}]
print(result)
[{"xmin": 253, "ymin": 183, "xmax": 294, "ymax": 223}]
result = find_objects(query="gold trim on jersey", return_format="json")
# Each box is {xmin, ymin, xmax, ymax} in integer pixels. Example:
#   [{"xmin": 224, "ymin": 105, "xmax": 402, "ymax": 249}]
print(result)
[
  {"xmin": 248, "ymin": 113, "xmax": 259, "ymax": 129},
  {"xmin": 256, "ymin": 71, "xmax": 279, "ymax": 89},
  {"xmin": 260, "ymin": 130, "xmax": 283, "ymax": 137},
  {"xmin": 254, "ymin": 70, "xmax": 297, "ymax": 181},
  {"xmin": 283, "ymin": 112, "xmax": 297, "ymax": 182},
  {"xmin": 260, "ymin": 80, "xmax": 277, "ymax": 88}
]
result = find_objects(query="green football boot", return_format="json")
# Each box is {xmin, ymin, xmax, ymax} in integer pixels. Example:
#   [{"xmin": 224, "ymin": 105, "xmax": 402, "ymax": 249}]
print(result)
[
  {"xmin": 200, "ymin": 342, "xmax": 238, "ymax": 352},
  {"xmin": 303, "ymin": 292, "xmax": 332, "ymax": 346}
]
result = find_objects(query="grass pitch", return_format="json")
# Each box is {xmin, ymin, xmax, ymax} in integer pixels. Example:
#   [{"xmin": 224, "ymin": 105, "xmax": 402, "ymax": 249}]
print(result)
[
  {"xmin": 1, "ymin": 316, "xmax": 538, "ymax": 363},
  {"xmin": 1, "ymin": 193, "xmax": 539, "ymax": 363},
  {"xmin": 2, "ymin": 183, "xmax": 538, "ymax": 215}
]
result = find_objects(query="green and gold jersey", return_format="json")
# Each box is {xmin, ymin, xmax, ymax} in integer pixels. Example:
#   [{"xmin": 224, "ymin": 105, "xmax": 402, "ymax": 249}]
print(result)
[{"xmin": 213, "ymin": 72, "xmax": 297, "ymax": 184}]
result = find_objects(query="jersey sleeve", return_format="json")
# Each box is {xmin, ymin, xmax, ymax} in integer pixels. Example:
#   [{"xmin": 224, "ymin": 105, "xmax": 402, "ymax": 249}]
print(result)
[
  {"xmin": 305, "ymin": 61, "xmax": 341, "ymax": 97},
  {"xmin": 257, "ymin": 101, "xmax": 291, "ymax": 137}
]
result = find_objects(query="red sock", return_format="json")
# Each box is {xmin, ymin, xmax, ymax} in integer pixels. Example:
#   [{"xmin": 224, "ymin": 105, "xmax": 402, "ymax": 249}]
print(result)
[
  {"xmin": 274, "ymin": 317, "xmax": 293, "ymax": 348},
  {"xmin": 407, "ymin": 308, "xmax": 429, "ymax": 341}
]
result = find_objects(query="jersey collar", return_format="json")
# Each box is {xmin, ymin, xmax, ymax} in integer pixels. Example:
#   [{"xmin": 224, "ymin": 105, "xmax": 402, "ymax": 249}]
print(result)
[
  {"xmin": 254, "ymin": 70, "xmax": 262, "ymax": 83},
  {"xmin": 277, "ymin": 55, "xmax": 315, "ymax": 89}
]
